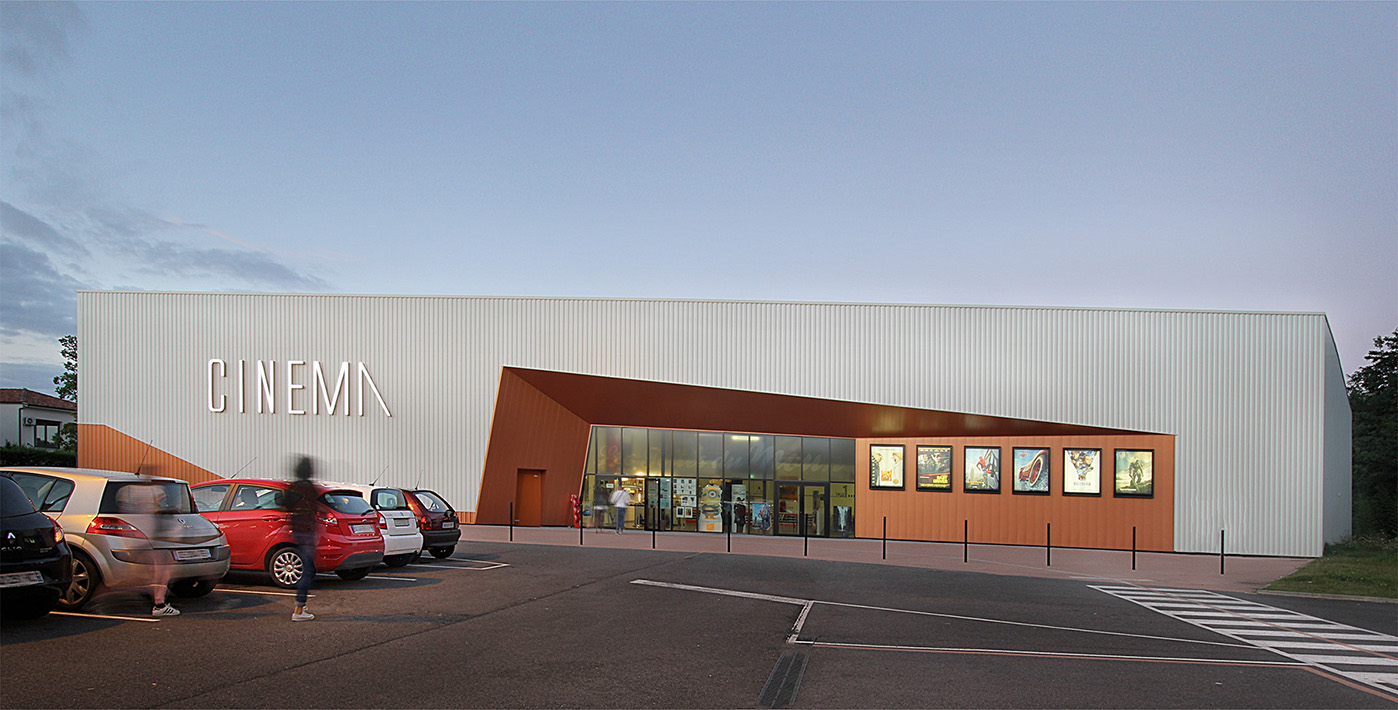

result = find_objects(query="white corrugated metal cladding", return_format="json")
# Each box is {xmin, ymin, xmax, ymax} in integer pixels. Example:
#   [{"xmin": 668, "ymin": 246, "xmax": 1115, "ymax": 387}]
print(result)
[{"xmin": 78, "ymin": 292, "xmax": 1349, "ymax": 557}]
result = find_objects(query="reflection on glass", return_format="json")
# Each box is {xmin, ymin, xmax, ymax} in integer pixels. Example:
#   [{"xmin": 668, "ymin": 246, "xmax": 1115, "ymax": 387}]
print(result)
[
  {"xmin": 649, "ymin": 430, "xmax": 668, "ymax": 476},
  {"xmin": 698, "ymin": 433, "xmax": 723, "ymax": 478},
  {"xmin": 776, "ymin": 436, "xmax": 803, "ymax": 480},
  {"xmin": 724, "ymin": 435, "xmax": 750, "ymax": 479},
  {"xmin": 802, "ymin": 438, "xmax": 830, "ymax": 481},
  {"xmin": 830, "ymin": 439, "xmax": 855, "ymax": 482},
  {"xmin": 622, "ymin": 428, "xmax": 647, "ymax": 477},
  {"xmin": 672, "ymin": 431, "xmax": 698, "ymax": 478},
  {"xmin": 750, "ymin": 435, "xmax": 774, "ymax": 479},
  {"xmin": 598, "ymin": 428, "xmax": 621, "ymax": 476}
]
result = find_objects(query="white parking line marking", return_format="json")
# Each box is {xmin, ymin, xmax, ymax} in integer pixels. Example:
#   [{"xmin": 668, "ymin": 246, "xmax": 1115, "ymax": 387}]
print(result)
[
  {"xmin": 410, "ymin": 561, "xmax": 510, "ymax": 571},
  {"xmin": 217, "ymin": 588, "xmax": 307, "ymax": 597},
  {"xmin": 51, "ymin": 611, "xmax": 160, "ymax": 623},
  {"xmin": 808, "ymin": 640, "xmax": 1306, "ymax": 667},
  {"xmin": 632, "ymin": 579, "xmax": 1252, "ymax": 649},
  {"xmin": 1093, "ymin": 585, "xmax": 1398, "ymax": 699},
  {"xmin": 364, "ymin": 575, "xmax": 420, "ymax": 581}
]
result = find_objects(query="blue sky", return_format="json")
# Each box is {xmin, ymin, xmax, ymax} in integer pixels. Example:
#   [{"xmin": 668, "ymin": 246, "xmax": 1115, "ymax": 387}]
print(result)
[{"xmin": 2, "ymin": 1, "xmax": 1394, "ymax": 394}]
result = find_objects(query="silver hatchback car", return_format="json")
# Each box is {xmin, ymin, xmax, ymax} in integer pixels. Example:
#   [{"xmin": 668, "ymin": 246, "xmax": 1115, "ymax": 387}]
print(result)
[{"xmin": 2, "ymin": 467, "xmax": 231, "ymax": 610}]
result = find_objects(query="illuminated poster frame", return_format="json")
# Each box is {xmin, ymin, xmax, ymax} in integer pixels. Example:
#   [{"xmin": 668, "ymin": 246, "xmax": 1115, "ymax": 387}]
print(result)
[
  {"xmin": 1114, "ymin": 449, "xmax": 1154, "ymax": 498},
  {"xmin": 916, "ymin": 445, "xmax": 953, "ymax": 491},
  {"xmin": 1062, "ymin": 448, "xmax": 1102, "ymax": 496},
  {"xmin": 1012, "ymin": 447, "xmax": 1050, "ymax": 495},
  {"xmin": 963, "ymin": 446, "xmax": 1001, "ymax": 493},
  {"xmin": 870, "ymin": 444, "xmax": 905, "ymax": 489}
]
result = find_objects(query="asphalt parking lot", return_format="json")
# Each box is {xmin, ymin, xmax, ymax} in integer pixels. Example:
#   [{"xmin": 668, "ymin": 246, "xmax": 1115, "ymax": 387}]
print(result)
[{"xmin": 2, "ymin": 539, "xmax": 1396, "ymax": 709}]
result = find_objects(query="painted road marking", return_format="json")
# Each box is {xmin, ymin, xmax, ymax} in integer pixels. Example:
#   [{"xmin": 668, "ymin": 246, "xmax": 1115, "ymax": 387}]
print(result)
[
  {"xmin": 632, "ymin": 579, "xmax": 1253, "ymax": 649},
  {"xmin": 51, "ymin": 611, "xmax": 161, "ymax": 622},
  {"xmin": 1093, "ymin": 585, "xmax": 1398, "ymax": 699},
  {"xmin": 410, "ymin": 560, "xmax": 510, "ymax": 571},
  {"xmin": 216, "ymin": 588, "xmax": 306, "ymax": 597}
]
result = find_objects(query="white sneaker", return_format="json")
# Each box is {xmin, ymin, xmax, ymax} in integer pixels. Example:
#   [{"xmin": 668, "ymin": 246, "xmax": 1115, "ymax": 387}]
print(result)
[
  {"xmin": 152, "ymin": 604, "xmax": 180, "ymax": 617},
  {"xmin": 291, "ymin": 610, "xmax": 315, "ymax": 621}
]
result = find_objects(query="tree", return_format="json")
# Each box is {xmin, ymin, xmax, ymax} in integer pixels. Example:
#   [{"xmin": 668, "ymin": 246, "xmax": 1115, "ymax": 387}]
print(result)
[
  {"xmin": 53, "ymin": 335, "xmax": 78, "ymax": 452},
  {"xmin": 1348, "ymin": 328, "xmax": 1397, "ymax": 538},
  {"xmin": 53, "ymin": 335, "xmax": 77, "ymax": 402}
]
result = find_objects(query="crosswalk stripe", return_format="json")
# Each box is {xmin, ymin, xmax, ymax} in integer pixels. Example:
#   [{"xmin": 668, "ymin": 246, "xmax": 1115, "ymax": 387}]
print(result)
[{"xmin": 1092, "ymin": 585, "xmax": 1398, "ymax": 700}]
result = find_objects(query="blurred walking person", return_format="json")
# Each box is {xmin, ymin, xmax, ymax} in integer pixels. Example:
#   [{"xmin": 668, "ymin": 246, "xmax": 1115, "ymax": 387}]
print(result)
[
  {"xmin": 609, "ymin": 485, "xmax": 631, "ymax": 534},
  {"xmin": 284, "ymin": 457, "xmax": 319, "ymax": 621},
  {"xmin": 117, "ymin": 481, "xmax": 180, "ymax": 616}
]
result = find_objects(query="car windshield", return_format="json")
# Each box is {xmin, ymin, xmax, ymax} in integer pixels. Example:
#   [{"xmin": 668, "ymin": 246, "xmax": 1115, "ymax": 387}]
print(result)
[
  {"xmin": 413, "ymin": 490, "xmax": 450, "ymax": 512},
  {"xmin": 320, "ymin": 491, "xmax": 373, "ymax": 515},
  {"xmin": 1, "ymin": 476, "xmax": 38, "ymax": 516},
  {"xmin": 100, "ymin": 481, "xmax": 196, "ymax": 515}
]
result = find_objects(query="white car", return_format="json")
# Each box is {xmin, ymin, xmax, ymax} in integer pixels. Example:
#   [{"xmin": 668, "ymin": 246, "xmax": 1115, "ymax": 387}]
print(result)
[
  {"xmin": 328, "ymin": 483, "xmax": 423, "ymax": 567},
  {"xmin": 2, "ymin": 467, "xmax": 230, "ymax": 610}
]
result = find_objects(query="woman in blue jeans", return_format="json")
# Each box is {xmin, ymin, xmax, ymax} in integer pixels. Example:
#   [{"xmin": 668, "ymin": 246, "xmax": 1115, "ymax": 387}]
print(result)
[{"xmin": 285, "ymin": 457, "xmax": 319, "ymax": 621}]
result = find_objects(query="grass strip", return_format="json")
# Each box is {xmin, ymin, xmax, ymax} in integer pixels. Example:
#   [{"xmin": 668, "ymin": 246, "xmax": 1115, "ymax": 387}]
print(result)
[{"xmin": 1265, "ymin": 536, "xmax": 1397, "ymax": 599}]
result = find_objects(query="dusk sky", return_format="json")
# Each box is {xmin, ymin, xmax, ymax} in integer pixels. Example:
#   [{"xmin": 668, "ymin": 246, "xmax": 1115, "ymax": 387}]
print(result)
[{"xmin": 2, "ymin": 2, "xmax": 1394, "ymax": 395}]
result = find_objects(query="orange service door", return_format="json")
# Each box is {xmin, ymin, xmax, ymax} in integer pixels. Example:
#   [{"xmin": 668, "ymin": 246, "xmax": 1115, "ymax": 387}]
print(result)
[{"xmin": 515, "ymin": 469, "xmax": 544, "ymax": 526}]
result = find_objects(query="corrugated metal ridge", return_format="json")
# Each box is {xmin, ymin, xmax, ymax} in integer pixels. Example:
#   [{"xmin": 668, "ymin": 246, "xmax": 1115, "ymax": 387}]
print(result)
[{"xmin": 76, "ymin": 290, "xmax": 1330, "ymax": 318}]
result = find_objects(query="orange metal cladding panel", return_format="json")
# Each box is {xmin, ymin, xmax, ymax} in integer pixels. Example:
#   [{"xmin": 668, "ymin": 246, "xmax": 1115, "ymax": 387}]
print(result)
[
  {"xmin": 476, "ymin": 370, "xmax": 591, "ymax": 526},
  {"xmin": 76, "ymin": 424, "xmax": 222, "ymax": 484},
  {"xmin": 509, "ymin": 368, "xmax": 1137, "ymax": 438},
  {"xmin": 855, "ymin": 435, "xmax": 1174, "ymax": 551}
]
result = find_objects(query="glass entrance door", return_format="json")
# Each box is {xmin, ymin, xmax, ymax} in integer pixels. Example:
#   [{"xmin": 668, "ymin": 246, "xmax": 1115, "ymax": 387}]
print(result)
[{"xmin": 776, "ymin": 483, "xmax": 828, "ymax": 536}]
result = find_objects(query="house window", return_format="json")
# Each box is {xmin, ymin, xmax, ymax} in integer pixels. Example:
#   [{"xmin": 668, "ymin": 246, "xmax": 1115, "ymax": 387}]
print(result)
[{"xmin": 34, "ymin": 419, "xmax": 61, "ymax": 448}]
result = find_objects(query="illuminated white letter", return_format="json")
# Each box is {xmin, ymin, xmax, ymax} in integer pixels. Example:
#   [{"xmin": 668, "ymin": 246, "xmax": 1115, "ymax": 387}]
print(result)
[
  {"xmin": 357, "ymin": 362, "xmax": 392, "ymax": 417},
  {"xmin": 313, "ymin": 361, "xmax": 350, "ymax": 415},
  {"xmin": 237, "ymin": 359, "xmax": 246, "ymax": 413},
  {"xmin": 287, "ymin": 360, "xmax": 306, "ymax": 415},
  {"xmin": 207, "ymin": 359, "xmax": 226, "ymax": 413},
  {"xmin": 256, "ymin": 360, "xmax": 276, "ymax": 414}
]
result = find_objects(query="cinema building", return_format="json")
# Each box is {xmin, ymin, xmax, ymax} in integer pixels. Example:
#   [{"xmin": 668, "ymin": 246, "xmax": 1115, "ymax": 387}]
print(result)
[{"xmin": 77, "ymin": 292, "xmax": 1351, "ymax": 558}]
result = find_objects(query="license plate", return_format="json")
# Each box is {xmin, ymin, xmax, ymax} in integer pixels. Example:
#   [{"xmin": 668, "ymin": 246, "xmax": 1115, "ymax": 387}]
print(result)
[
  {"xmin": 0, "ymin": 571, "xmax": 45, "ymax": 588},
  {"xmin": 441, "ymin": 520, "xmax": 455, "ymax": 528},
  {"xmin": 173, "ymin": 548, "xmax": 211, "ymax": 561},
  {"xmin": 351, "ymin": 523, "xmax": 374, "ymax": 534},
  {"xmin": 393, "ymin": 518, "xmax": 409, "ymax": 527}
]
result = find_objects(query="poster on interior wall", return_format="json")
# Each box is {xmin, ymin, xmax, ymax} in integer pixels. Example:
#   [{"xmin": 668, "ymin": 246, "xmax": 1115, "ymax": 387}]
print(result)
[
  {"xmin": 751, "ymin": 503, "xmax": 773, "ymax": 532},
  {"xmin": 964, "ymin": 447, "xmax": 1001, "ymax": 492},
  {"xmin": 1012, "ymin": 448, "xmax": 1050, "ymax": 495},
  {"xmin": 659, "ymin": 478, "xmax": 673, "ymax": 508},
  {"xmin": 680, "ymin": 495, "xmax": 696, "ymax": 507},
  {"xmin": 916, "ymin": 446, "xmax": 952, "ymax": 491},
  {"xmin": 1063, "ymin": 448, "xmax": 1101, "ymax": 496},
  {"xmin": 675, "ymin": 478, "xmax": 696, "ymax": 496},
  {"xmin": 1114, "ymin": 450, "xmax": 1154, "ymax": 497},
  {"xmin": 870, "ymin": 445, "xmax": 905, "ymax": 489}
]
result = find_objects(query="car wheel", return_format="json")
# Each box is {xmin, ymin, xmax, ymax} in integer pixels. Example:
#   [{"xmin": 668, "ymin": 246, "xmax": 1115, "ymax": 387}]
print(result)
[
  {"xmin": 1, "ymin": 587, "xmax": 60, "ymax": 619},
  {"xmin": 335, "ymin": 567, "xmax": 371, "ymax": 581},
  {"xmin": 170, "ymin": 578, "xmax": 217, "ymax": 598},
  {"xmin": 383, "ymin": 553, "xmax": 414, "ymax": 568},
  {"xmin": 430, "ymin": 546, "xmax": 454, "ymax": 559},
  {"xmin": 58, "ymin": 550, "xmax": 100, "ymax": 610},
  {"xmin": 266, "ymin": 546, "xmax": 305, "ymax": 589}
]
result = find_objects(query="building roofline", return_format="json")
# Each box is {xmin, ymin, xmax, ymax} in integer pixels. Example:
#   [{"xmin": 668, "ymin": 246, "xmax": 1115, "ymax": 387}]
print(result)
[{"xmin": 77, "ymin": 290, "xmax": 1330, "ymax": 319}]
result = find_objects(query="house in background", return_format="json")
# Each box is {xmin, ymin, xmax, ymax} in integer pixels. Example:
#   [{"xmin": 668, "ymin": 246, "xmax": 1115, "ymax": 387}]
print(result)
[{"xmin": 0, "ymin": 389, "xmax": 77, "ymax": 449}]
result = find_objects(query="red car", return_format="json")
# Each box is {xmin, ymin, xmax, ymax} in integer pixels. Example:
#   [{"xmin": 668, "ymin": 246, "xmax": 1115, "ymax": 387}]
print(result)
[
  {"xmin": 404, "ymin": 489, "xmax": 461, "ymax": 559},
  {"xmin": 191, "ymin": 479, "xmax": 383, "ymax": 588}
]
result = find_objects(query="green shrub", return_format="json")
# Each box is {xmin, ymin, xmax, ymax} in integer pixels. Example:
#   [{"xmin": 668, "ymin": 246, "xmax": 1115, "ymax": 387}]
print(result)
[{"xmin": 0, "ymin": 445, "xmax": 78, "ymax": 468}]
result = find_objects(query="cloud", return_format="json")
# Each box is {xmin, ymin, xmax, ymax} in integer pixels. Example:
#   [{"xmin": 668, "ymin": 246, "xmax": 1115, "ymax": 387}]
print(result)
[
  {"xmin": 0, "ymin": 1, "xmax": 85, "ymax": 78},
  {"xmin": 0, "ymin": 239, "xmax": 84, "ymax": 339},
  {"xmin": 1, "ymin": 199, "xmax": 88, "ymax": 258}
]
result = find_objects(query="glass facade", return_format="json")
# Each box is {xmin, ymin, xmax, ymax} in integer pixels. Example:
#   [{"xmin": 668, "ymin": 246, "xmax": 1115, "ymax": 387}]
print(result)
[{"xmin": 580, "ymin": 427, "xmax": 856, "ymax": 537}]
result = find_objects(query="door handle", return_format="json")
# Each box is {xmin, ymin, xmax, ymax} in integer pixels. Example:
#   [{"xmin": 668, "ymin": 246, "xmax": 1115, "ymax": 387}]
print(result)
[{"xmin": 261, "ymin": 515, "xmax": 285, "ymax": 522}]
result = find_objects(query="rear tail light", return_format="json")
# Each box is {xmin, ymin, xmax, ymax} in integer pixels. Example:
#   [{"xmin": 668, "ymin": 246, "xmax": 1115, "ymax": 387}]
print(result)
[
  {"xmin": 317, "ymin": 513, "xmax": 339, "ymax": 529},
  {"xmin": 377, "ymin": 512, "xmax": 388, "ymax": 530},
  {"xmin": 86, "ymin": 516, "xmax": 147, "ymax": 539},
  {"xmin": 416, "ymin": 514, "xmax": 431, "ymax": 529},
  {"xmin": 47, "ymin": 515, "xmax": 64, "ymax": 544}
]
